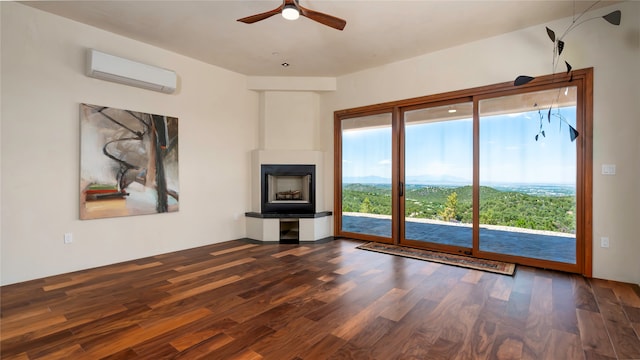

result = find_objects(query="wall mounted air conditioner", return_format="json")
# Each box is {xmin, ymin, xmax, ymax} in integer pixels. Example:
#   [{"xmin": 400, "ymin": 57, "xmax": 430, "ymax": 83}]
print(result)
[{"xmin": 86, "ymin": 49, "xmax": 177, "ymax": 94}]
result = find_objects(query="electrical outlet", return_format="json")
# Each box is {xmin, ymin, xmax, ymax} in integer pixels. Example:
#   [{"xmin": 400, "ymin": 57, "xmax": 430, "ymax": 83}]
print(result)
[
  {"xmin": 600, "ymin": 237, "xmax": 609, "ymax": 248},
  {"xmin": 64, "ymin": 233, "xmax": 73, "ymax": 244}
]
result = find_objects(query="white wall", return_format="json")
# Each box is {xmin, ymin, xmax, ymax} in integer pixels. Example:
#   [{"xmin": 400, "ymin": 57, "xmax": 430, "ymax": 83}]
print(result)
[
  {"xmin": 320, "ymin": 2, "xmax": 640, "ymax": 284},
  {"xmin": 261, "ymin": 91, "xmax": 320, "ymax": 151},
  {"xmin": 0, "ymin": 3, "xmax": 4, "ymax": 287},
  {"xmin": 0, "ymin": 3, "xmax": 259, "ymax": 285}
]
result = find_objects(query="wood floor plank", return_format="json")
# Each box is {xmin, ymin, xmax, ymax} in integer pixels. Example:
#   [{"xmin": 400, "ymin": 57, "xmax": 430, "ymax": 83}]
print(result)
[
  {"xmin": 522, "ymin": 275, "xmax": 554, "ymax": 358},
  {"xmin": 132, "ymin": 314, "xmax": 237, "ymax": 357},
  {"xmin": 41, "ymin": 262, "xmax": 163, "ymax": 292},
  {"xmin": 461, "ymin": 269, "xmax": 485, "ymax": 284},
  {"xmin": 170, "ymin": 332, "xmax": 235, "ymax": 359},
  {"xmin": 311, "ymin": 279, "xmax": 357, "ymax": 303},
  {"xmin": 1, "ymin": 352, "xmax": 30, "ymax": 360},
  {"xmin": 83, "ymin": 308, "xmax": 213, "ymax": 358},
  {"xmin": 370, "ymin": 298, "xmax": 440, "ymax": 359},
  {"xmin": 226, "ymin": 348, "xmax": 264, "ymax": 360},
  {"xmin": 379, "ymin": 284, "xmax": 434, "ymax": 322},
  {"xmin": 347, "ymin": 316, "xmax": 396, "ymax": 349},
  {"xmin": 506, "ymin": 290, "xmax": 531, "ymax": 326},
  {"xmin": 591, "ymin": 282, "xmax": 640, "ymax": 359},
  {"xmin": 304, "ymin": 269, "xmax": 397, "ymax": 325},
  {"xmin": 593, "ymin": 278, "xmax": 640, "ymax": 308},
  {"xmin": 198, "ymin": 324, "xmax": 275, "ymax": 359},
  {"xmin": 552, "ymin": 272, "xmax": 581, "ymax": 335},
  {"xmin": 455, "ymin": 317, "xmax": 497, "ymax": 360},
  {"xmin": 576, "ymin": 308, "xmax": 617, "ymax": 358},
  {"xmin": 0, "ymin": 307, "xmax": 53, "ymax": 328},
  {"xmin": 574, "ymin": 276, "xmax": 600, "ymax": 312},
  {"xmin": 168, "ymin": 319, "xmax": 237, "ymax": 351},
  {"xmin": 168, "ymin": 257, "xmax": 256, "ymax": 283},
  {"xmin": 297, "ymin": 334, "xmax": 346, "ymax": 360},
  {"xmin": 229, "ymin": 281, "xmax": 321, "ymax": 324},
  {"xmin": 271, "ymin": 246, "xmax": 317, "ymax": 258},
  {"xmin": 1, "ymin": 329, "xmax": 76, "ymax": 358},
  {"xmin": 331, "ymin": 287, "xmax": 406, "ymax": 340},
  {"xmin": 250, "ymin": 316, "xmax": 319, "ymax": 359},
  {"xmin": 328, "ymin": 341, "xmax": 379, "ymax": 360},
  {"xmin": 28, "ymin": 343, "xmax": 87, "ymax": 359},
  {"xmin": 601, "ymin": 322, "xmax": 640, "ymax": 360},
  {"xmin": 209, "ymin": 243, "xmax": 260, "ymax": 256},
  {"xmin": 450, "ymin": 276, "xmax": 500, "ymax": 359},
  {"xmin": 0, "ymin": 314, "xmax": 67, "ymax": 341},
  {"xmin": 1, "ymin": 239, "xmax": 639, "ymax": 360},
  {"xmin": 150, "ymin": 275, "xmax": 243, "ymax": 309},
  {"xmin": 544, "ymin": 329, "xmax": 585, "ymax": 360},
  {"xmin": 426, "ymin": 288, "xmax": 483, "ymax": 358},
  {"xmin": 490, "ymin": 275, "xmax": 514, "ymax": 301},
  {"xmin": 491, "ymin": 334, "xmax": 524, "ymax": 360}
]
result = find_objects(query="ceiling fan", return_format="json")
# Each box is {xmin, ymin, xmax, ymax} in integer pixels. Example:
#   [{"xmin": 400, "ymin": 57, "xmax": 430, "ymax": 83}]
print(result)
[{"xmin": 237, "ymin": 0, "xmax": 347, "ymax": 31}]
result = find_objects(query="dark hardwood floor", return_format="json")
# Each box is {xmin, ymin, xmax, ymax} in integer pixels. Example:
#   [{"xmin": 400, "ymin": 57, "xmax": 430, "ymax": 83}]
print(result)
[{"xmin": 2, "ymin": 239, "xmax": 639, "ymax": 359}]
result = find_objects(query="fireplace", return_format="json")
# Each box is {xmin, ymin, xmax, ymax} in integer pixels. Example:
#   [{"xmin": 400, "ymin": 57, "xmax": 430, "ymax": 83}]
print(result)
[
  {"xmin": 246, "ymin": 150, "xmax": 331, "ymax": 242},
  {"xmin": 261, "ymin": 164, "xmax": 315, "ymax": 214}
]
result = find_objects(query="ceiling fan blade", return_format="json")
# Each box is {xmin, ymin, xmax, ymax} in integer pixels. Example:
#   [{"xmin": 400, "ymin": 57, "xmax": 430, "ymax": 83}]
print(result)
[
  {"xmin": 237, "ymin": 5, "xmax": 284, "ymax": 24},
  {"xmin": 298, "ymin": 6, "xmax": 346, "ymax": 30}
]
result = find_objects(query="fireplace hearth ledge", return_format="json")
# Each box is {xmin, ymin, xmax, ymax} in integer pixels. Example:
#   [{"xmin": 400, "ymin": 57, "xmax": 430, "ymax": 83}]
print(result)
[{"xmin": 245, "ymin": 211, "xmax": 332, "ymax": 219}]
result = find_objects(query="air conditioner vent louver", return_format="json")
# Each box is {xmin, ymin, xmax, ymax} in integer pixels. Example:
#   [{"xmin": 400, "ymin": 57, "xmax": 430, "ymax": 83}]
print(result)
[{"xmin": 86, "ymin": 49, "xmax": 177, "ymax": 94}]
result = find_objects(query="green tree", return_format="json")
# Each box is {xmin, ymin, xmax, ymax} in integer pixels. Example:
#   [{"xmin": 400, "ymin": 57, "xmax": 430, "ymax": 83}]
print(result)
[
  {"xmin": 439, "ymin": 192, "xmax": 458, "ymax": 221},
  {"xmin": 359, "ymin": 197, "xmax": 373, "ymax": 213}
]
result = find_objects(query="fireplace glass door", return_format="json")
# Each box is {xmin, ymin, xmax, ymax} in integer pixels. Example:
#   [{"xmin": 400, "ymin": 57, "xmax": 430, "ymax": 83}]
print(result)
[
  {"xmin": 267, "ymin": 174, "xmax": 311, "ymax": 203},
  {"xmin": 261, "ymin": 164, "xmax": 315, "ymax": 214}
]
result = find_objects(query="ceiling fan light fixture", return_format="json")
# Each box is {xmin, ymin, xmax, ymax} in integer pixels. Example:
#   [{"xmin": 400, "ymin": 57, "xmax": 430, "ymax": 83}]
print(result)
[
  {"xmin": 237, "ymin": 0, "xmax": 346, "ymax": 30},
  {"xmin": 282, "ymin": 5, "xmax": 300, "ymax": 20}
]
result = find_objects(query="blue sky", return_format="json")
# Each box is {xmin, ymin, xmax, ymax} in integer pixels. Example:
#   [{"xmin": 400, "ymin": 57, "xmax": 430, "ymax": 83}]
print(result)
[{"xmin": 342, "ymin": 107, "xmax": 577, "ymax": 185}]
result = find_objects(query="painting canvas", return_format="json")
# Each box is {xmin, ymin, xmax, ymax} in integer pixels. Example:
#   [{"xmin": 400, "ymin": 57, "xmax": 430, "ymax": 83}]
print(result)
[{"xmin": 80, "ymin": 103, "xmax": 179, "ymax": 220}]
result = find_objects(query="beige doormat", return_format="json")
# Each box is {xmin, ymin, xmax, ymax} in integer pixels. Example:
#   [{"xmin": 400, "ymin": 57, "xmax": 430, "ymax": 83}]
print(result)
[{"xmin": 356, "ymin": 242, "xmax": 516, "ymax": 275}]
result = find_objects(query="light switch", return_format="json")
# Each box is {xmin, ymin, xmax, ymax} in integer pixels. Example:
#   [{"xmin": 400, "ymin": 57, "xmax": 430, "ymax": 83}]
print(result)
[{"xmin": 601, "ymin": 164, "xmax": 616, "ymax": 175}]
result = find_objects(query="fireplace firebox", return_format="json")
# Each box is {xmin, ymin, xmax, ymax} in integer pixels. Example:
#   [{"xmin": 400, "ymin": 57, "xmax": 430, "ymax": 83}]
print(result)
[{"xmin": 261, "ymin": 164, "xmax": 315, "ymax": 214}]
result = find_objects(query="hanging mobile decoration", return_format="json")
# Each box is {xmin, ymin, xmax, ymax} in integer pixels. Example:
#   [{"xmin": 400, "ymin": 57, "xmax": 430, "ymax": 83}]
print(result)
[{"xmin": 513, "ymin": 1, "xmax": 621, "ymax": 142}]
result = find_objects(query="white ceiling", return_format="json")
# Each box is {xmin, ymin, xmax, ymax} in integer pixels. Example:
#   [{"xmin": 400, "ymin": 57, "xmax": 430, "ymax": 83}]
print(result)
[{"xmin": 22, "ymin": 0, "xmax": 618, "ymax": 77}]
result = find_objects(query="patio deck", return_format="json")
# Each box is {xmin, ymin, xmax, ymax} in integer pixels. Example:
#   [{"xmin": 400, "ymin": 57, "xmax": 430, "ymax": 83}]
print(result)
[{"xmin": 342, "ymin": 214, "xmax": 576, "ymax": 264}]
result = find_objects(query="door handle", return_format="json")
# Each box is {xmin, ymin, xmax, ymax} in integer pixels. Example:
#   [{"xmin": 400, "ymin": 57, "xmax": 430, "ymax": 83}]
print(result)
[{"xmin": 399, "ymin": 181, "xmax": 404, "ymax": 197}]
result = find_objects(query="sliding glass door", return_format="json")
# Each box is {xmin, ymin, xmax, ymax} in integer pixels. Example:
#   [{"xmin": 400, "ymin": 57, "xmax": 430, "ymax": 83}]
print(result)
[
  {"xmin": 401, "ymin": 102, "xmax": 474, "ymax": 253},
  {"xmin": 337, "ymin": 112, "xmax": 395, "ymax": 242},
  {"xmin": 334, "ymin": 69, "xmax": 591, "ymax": 274},
  {"xmin": 478, "ymin": 88, "xmax": 578, "ymax": 264}
]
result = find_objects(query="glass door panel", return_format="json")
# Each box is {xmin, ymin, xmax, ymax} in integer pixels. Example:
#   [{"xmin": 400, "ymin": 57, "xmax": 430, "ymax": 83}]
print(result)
[
  {"xmin": 340, "ymin": 113, "xmax": 393, "ymax": 239},
  {"xmin": 402, "ymin": 103, "xmax": 473, "ymax": 250},
  {"xmin": 478, "ymin": 88, "xmax": 577, "ymax": 264}
]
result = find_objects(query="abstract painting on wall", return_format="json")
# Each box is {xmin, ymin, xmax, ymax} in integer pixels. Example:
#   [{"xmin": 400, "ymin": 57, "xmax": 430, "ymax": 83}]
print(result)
[{"xmin": 80, "ymin": 103, "xmax": 179, "ymax": 220}]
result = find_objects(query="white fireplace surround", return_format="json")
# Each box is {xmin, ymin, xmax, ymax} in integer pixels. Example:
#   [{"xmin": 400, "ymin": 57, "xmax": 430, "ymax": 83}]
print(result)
[{"xmin": 246, "ymin": 149, "xmax": 332, "ymax": 242}]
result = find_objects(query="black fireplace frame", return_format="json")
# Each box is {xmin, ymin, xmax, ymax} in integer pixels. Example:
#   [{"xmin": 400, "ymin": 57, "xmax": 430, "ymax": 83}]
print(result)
[{"xmin": 261, "ymin": 164, "xmax": 315, "ymax": 214}]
